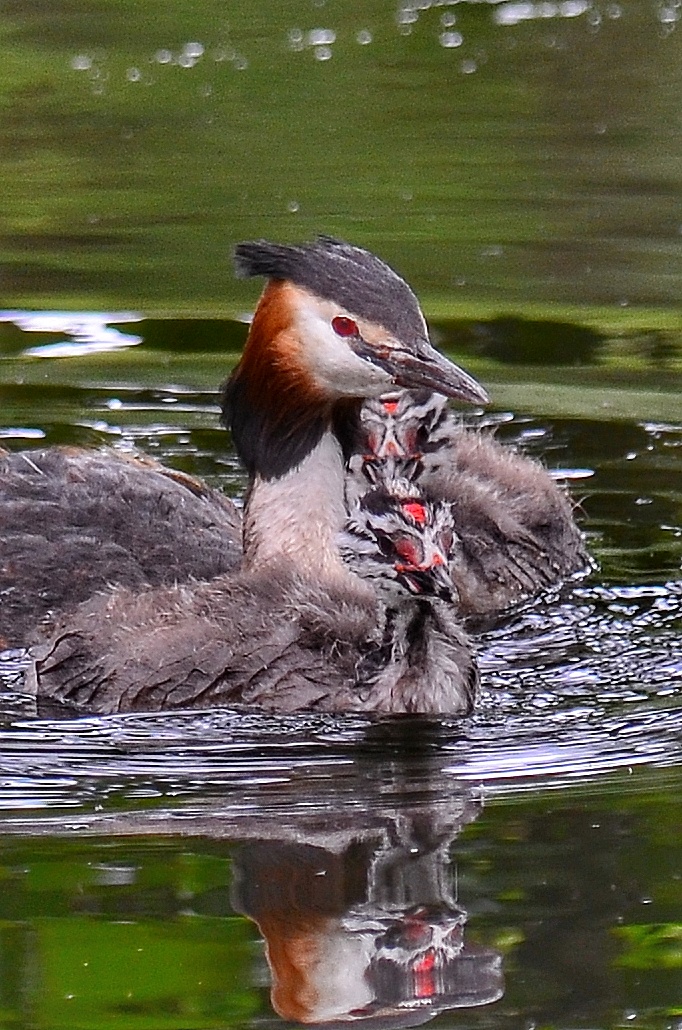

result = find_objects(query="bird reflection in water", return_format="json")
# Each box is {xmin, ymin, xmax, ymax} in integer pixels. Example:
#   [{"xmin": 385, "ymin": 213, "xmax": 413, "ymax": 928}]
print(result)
[
  {"xmin": 0, "ymin": 725, "xmax": 504, "ymax": 1026},
  {"xmin": 231, "ymin": 782, "xmax": 503, "ymax": 1025}
]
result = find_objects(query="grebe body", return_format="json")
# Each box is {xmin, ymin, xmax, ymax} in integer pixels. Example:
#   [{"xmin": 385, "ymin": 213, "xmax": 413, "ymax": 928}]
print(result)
[{"xmin": 14, "ymin": 237, "xmax": 487, "ymax": 715}]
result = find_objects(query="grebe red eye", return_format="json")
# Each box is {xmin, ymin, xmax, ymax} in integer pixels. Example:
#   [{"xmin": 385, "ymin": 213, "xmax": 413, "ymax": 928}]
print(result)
[{"xmin": 332, "ymin": 316, "xmax": 358, "ymax": 337}]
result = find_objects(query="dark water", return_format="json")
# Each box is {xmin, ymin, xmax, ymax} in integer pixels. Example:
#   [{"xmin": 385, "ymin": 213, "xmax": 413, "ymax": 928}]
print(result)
[
  {"xmin": 1, "ymin": 0, "xmax": 682, "ymax": 1025},
  {"xmin": 0, "ymin": 322, "xmax": 680, "ymax": 1030}
]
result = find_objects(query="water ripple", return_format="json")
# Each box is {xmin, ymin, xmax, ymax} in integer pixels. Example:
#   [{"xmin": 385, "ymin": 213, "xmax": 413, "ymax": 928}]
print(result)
[{"xmin": 0, "ymin": 575, "xmax": 679, "ymax": 821}]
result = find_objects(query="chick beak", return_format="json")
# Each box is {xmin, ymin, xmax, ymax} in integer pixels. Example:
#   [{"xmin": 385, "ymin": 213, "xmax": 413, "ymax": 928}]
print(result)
[
  {"xmin": 353, "ymin": 336, "xmax": 489, "ymax": 407},
  {"xmin": 399, "ymin": 562, "xmax": 455, "ymax": 603}
]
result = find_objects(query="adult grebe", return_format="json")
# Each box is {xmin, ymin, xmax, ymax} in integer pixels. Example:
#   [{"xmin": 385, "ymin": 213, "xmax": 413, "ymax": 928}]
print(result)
[
  {"xmin": 0, "ymin": 239, "xmax": 485, "ymax": 649},
  {"xmin": 20, "ymin": 237, "xmax": 485, "ymax": 714}
]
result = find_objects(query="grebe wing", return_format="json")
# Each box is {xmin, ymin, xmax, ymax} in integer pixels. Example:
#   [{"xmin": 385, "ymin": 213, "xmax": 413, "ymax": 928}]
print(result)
[
  {"xmin": 418, "ymin": 427, "xmax": 589, "ymax": 615},
  {"xmin": 28, "ymin": 569, "xmax": 386, "ymax": 715},
  {"xmin": 0, "ymin": 447, "xmax": 242, "ymax": 647}
]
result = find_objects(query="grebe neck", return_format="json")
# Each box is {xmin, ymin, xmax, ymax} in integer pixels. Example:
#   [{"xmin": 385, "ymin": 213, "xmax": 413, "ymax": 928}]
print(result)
[
  {"xmin": 221, "ymin": 282, "xmax": 365, "ymax": 579},
  {"xmin": 242, "ymin": 430, "xmax": 351, "ymax": 578}
]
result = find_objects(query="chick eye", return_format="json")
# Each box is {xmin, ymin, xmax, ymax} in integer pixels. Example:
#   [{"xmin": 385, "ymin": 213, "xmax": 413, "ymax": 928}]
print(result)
[
  {"xmin": 376, "ymin": 534, "xmax": 395, "ymax": 559},
  {"xmin": 332, "ymin": 316, "xmax": 358, "ymax": 337}
]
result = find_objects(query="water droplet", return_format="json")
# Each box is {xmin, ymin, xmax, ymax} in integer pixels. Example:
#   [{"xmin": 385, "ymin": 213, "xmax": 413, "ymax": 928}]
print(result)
[
  {"xmin": 441, "ymin": 11, "xmax": 457, "ymax": 25},
  {"xmin": 287, "ymin": 200, "xmax": 300, "ymax": 213},
  {"xmin": 314, "ymin": 45, "xmax": 333, "ymax": 61},
  {"xmin": 177, "ymin": 53, "xmax": 197, "ymax": 68},
  {"xmin": 308, "ymin": 27, "xmax": 336, "ymax": 45},
  {"xmin": 213, "ymin": 45, "xmax": 235, "ymax": 62},
  {"xmin": 71, "ymin": 54, "xmax": 92, "ymax": 71},
  {"xmin": 184, "ymin": 42, "xmax": 205, "ymax": 59},
  {"xmin": 461, "ymin": 58, "xmax": 478, "ymax": 73},
  {"xmin": 154, "ymin": 48, "xmax": 173, "ymax": 64},
  {"xmin": 440, "ymin": 30, "xmax": 464, "ymax": 46},
  {"xmin": 606, "ymin": 3, "xmax": 622, "ymax": 17},
  {"xmin": 233, "ymin": 54, "xmax": 248, "ymax": 70},
  {"xmin": 126, "ymin": 67, "xmax": 142, "ymax": 82},
  {"xmin": 356, "ymin": 29, "xmax": 373, "ymax": 44}
]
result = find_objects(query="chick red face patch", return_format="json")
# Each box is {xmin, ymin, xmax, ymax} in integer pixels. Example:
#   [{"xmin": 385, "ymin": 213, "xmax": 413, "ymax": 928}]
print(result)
[
  {"xmin": 402, "ymin": 501, "xmax": 427, "ymax": 525},
  {"xmin": 394, "ymin": 536, "xmax": 422, "ymax": 568}
]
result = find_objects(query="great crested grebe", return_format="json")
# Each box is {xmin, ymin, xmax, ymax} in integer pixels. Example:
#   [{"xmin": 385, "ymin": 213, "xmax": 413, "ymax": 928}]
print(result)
[
  {"xmin": 19, "ymin": 237, "xmax": 486, "ymax": 715},
  {"xmin": 352, "ymin": 389, "xmax": 590, "ymax": 615},
  {"xmin": 0, "ymin": 239, "xmax": 484, "ymax": 650},
  {"xmin": 0, "ymin": 244, "xmax": 588, "ymax": 651}
]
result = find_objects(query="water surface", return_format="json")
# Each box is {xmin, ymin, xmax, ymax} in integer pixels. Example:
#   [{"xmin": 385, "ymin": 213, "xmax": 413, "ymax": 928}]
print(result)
[
  {"xmin": 0, "ymin": 327, "xmax": 680, "ymax": 1030},
  {"xmin": 1, "ymin": 0, "xmax": 681, "ymax": 1025}
]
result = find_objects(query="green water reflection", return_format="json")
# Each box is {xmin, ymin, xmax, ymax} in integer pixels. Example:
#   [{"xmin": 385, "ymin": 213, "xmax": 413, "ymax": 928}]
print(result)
[
  {"xmin": 0, "ymin": 770, "xmax": 680, "ymax": 1030},
  {"xmin": 1, "ymin": 3, "xmax": 681, "ymax": 1028},
  {"xmin": 3, "ymin": 0, "xmax": 682, "ymax": 319}
]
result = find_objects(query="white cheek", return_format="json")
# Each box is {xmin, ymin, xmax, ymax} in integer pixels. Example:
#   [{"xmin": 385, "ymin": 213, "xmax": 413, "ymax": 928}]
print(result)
[{"xmin": 295, "ymin": 305, "xmax": 394, "ymax": 397}]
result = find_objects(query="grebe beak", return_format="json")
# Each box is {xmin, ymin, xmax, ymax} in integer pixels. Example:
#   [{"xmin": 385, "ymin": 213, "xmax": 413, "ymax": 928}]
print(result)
[{"xmin": 353, "ymin": 336, "xmax": 489, "ymax": 407}]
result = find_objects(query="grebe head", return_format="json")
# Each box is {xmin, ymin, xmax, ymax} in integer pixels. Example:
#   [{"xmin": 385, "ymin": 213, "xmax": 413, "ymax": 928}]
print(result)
[
  {"xmin": 233, "ymin": 237, "xmax": 488, "ymax": 404},
  {"xmin": 223, "ymin": 237, "xmax": 487, "ymax": 479},
  {"xmin": 340, "ymin": 478, "xmax": 456, "ymax": 603}
]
